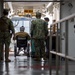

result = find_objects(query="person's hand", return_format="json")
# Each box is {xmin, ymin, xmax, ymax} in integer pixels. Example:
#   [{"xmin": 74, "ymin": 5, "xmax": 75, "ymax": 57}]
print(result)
[
  {"xmin": 12, "ymin": 35, "xmax": 15, "ymax": 40},
  {"xmin": 10, "ymin": 33, "xmax": 12, "ymax": 38}
]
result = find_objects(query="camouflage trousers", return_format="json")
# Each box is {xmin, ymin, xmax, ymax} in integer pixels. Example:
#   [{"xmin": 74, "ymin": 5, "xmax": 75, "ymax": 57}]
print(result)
[
  {"xmin": 0, "ymin": 36, "xmax": 10, "ymax": 60},
  {"xmin": 34, "ymin": 39, "xmax": 46, "ymax": 59}
]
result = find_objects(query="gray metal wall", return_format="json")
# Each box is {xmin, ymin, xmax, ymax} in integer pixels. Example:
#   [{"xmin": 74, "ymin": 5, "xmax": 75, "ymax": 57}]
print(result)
[{"xmin": 60, "ymin": 0, "xmax": 75, "ymax": 57}]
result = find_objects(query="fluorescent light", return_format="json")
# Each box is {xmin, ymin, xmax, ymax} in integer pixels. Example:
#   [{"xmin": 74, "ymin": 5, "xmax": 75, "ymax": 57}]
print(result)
[
  {"xmin": 7, "ymin": 2, "xmax": 13, "ymax": 12},
  {"xmin": 46, "ymin": 2, "xmax": 53, "ymax": 8}
]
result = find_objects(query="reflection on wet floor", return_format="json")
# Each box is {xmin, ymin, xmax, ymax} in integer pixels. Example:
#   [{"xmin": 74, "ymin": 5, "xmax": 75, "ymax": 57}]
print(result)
[
  {"xmin": 0, "ymin": 55, "xmax": 75, "ymax": 75},
  {"xmin": 0, "ymin": 55, "xmax": 56, "ymax": 75}
]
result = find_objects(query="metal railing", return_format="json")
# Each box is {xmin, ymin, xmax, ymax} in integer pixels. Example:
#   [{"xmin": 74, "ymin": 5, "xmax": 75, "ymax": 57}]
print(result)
[{"xmin": 49, "ymin": 13, "xmax": 75, "ymax": 75}]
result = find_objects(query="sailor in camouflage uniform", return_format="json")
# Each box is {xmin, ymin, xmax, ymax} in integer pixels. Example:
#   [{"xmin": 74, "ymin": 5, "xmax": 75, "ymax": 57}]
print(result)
[
  {"xmin": 30, "ymin": 12, "xmax": 48, "ymax": 60},
  {"xmin": 0, "ymin": 9, "xmax": 15, "ymax": 62}
]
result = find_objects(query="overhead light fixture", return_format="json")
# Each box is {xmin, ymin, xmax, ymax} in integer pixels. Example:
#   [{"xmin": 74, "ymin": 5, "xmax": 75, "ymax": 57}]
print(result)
[
  {"xmin": 46, "ymin": 2, "xmax": 53, "ymax": 8},
  {"xmin": 7, "ymin": 2, "xmax": 13, "ymax": 12}
]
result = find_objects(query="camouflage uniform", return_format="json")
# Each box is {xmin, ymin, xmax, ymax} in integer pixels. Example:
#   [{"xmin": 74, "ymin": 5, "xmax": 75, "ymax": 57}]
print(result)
[
  {"xmin": 0, "ymin": 16, "xmax": 15, "ymax": 60},
  {"xmin": 30, "ymin": 17, "xmax": 48, "ymax": 59}
]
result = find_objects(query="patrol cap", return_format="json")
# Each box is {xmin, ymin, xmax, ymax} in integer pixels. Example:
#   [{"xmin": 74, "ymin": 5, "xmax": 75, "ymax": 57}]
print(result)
[
  {"xmin": 36, "ymin": 11, "xmax": 41, "ymax": 18},
  {"xmin": 3, "ymin": 9, "xmax": 10, "ymax": 15},
  {"xmin": 44, "ymin": 17, "xmax": 49, "ymax": 21}
]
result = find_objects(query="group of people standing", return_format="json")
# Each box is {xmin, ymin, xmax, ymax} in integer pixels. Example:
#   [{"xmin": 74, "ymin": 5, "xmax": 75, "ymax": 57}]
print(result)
[{"xmin": 0, "ymin": 9, "xmax": 49, "ymax": 62}]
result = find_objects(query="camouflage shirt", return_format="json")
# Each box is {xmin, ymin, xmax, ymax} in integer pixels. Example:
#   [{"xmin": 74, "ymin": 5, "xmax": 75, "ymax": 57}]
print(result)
[
  {"xmin": 30, "ymin": 18, "xmax": 48, "ymax": 39},
  {"xmin": 0, "ymin": 16, "xmax": 15, "ymax": 33},
  {"xmin": 0, "ymin": 16, "xmax": 15, "ymax": 38}
]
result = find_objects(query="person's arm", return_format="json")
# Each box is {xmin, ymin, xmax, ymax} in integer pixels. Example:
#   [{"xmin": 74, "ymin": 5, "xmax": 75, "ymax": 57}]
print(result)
[
  {"xmin": 13, "ymin": 32, "xmax": 19, "ymax": 40},
  {"xmin": 44, "ymin": 21, "xmax": 48, "ymax": 37},
  {"xmin": 9, "ymin": 20, "xmax": 15, "ymax": 35},
  {"xmin": 27, "ymin": 34, "xmax": 30, "ymax": 40},
  {"xmin": 30, "ymin": 20, "xmax": 35, "ymax": 37}
]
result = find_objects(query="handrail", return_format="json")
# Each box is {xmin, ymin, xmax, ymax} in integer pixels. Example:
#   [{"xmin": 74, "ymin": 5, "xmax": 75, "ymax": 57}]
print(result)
[
  {"xmin": 50, "ymin": 13, "xmax": 75, "ymax": 26},
  {"xmin": 50, "ymin": 51, "xmax": 75, "ymax": 61},
  {"xmin": 49, "ymin": 13, "xmax": 75, "ymax": 75}
]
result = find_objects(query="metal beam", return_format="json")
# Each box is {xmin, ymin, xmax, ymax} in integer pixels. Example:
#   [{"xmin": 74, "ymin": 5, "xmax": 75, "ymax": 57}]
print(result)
[{"xmin": 3, "ymin": 0, "xmax": 63, "ymax": 2}]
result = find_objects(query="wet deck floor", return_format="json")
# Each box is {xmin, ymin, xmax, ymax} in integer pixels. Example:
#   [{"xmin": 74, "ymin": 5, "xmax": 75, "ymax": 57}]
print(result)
[{"xmin": 0, "ymin": 53, "xmax": 75, "ymax": 75}]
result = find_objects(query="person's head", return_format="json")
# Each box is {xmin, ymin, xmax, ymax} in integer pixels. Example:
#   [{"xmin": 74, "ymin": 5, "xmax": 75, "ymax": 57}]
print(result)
[
  {"xmin": 44, "ymin": 17, "xmax": 49, "ymax": 22},
  {"xmin": 20, "ymin": 26, "xmax": 25, "ymax": 32},
  {"xmin": 3, "ymin": 9, "xmax": 9, "ymax": 16},
  {"xmin": 36, "ymin": 12, "xmax": 41, "ymax": 18}
]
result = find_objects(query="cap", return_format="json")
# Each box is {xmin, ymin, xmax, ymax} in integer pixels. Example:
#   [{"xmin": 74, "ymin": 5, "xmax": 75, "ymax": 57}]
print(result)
[
  {"xmin": 44, "ymin": 17, "xmax": 49, "ymax": 21},
  {"xmin": 3, "ymin": 9, "xmax": 9, "ymax": 15},
  {"xmin": 36, "ymin": 11, "xmax": 41, "ymax": 17},
  {"xmin": 3, "ymin": 9, "xmax": 9, "ymax": 12}
]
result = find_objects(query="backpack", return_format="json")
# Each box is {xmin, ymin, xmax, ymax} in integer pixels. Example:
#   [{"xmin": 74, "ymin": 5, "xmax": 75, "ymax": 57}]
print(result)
[{"xmin": 0, "ymin": 17, "xmax": 9, "ymax": 32}]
